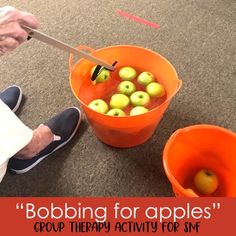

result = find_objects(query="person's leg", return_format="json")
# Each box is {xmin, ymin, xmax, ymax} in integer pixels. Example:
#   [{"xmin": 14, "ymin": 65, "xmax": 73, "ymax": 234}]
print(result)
[
  {"xmin": 0, "ymin": 85, "xmax": 82, "ymax": 175},
  {"xmin": 0, "ymin": 85, "xmax": 54, "ymax": 158},
  {"xmin": 9, "ymin": 107, "xmax": 81, "ymax": 174},
  {"xmin": 0, "ymin": 98, "xmax": 33, "ymax": 182},
  {"xmin": 15, "ymin": 124, "xmax": 54, "ymax": 159}
]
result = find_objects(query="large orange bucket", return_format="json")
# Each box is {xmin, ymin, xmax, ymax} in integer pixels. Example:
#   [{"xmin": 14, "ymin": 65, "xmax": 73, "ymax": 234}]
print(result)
[
  {"xmin": 163, "ymin": 125, "xmax": 236, "ymax": 197},
  {"xmin": 69, "ymin": 45, "xmax": 182, "ymax": 148}
]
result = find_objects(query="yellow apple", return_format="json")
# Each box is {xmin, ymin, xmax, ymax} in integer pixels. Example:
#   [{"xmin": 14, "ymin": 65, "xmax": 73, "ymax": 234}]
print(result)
[
  {"xmin": 110, "ymin": 94, "xmax": 130, "ymax": 109},
  {"xmin": 119, "ymin": 67, "xmax": 137, "ymax": 81},
  {"xmin": 194, "ymin": 169, "xmax": 218, "ymax": 195},
  {"xmin": 137, "ymin": 71, "xmax": 154, "ymax": 86},
  {"xmin": 91, "ymin": 66, "xmax": 110, "ymax": 83},
  {"xmin": 146, "ymin": 82, "xmax": 165, "ymax": 98},
  {"xmin": 88, "ymin": 99, "xmax": 109, "ymax": 114},
  {"xmin": 107, "ymin": 108, "xmax": 126, "ymax": 117},
  {"xmin": 130, "ymin": 106, "xmax": 149, "ymax": 116}
]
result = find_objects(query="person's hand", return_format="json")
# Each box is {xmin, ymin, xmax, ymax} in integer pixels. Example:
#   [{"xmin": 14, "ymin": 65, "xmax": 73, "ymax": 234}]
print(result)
[{"xmin": 0, "ymin": 6, "xmax": 39, "ymax": 55}]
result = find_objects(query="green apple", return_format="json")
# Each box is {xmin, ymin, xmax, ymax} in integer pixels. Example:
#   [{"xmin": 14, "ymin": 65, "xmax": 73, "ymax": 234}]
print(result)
[
  {"xmin": 88, "ymin": 99, "xmax": 108, "ymax": 114},
  {"xmin": 137, "ymin": 71, "xmax": 154, "ymax": 86},
  {"xmin": 130, "ymin": 106, "xmax": 149, "ymax": 116},
  {"xmin": 118, "ymin": 81, "xmax": 136, "ymax": 96},
  {"xmin": 91, "ymin": 66, "xmax": 110, "ymax": 83},
  {"xmin": 146, "ymin": 82, "xmax": 165, "ymax": 97},
  {"xmin": 119, "ymin": 66, "xmax": 137, "ymax": 81},
  {"xmin": 194, "ymin": 169, "xmax": 218, "ymax": 195},
  {"xmin": 110, "ymin": 94, "xmax": 130, "ymax": 109},
  {"xmin": 107, "ymin": 108, "xmax": 126, "ymax": 117},
  {"xmin": 130, "ymin": 91, "xmax": 150, "ymax": 106}
]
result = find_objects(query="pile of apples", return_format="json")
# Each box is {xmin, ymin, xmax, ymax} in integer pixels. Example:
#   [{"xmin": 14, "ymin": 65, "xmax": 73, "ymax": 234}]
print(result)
[{"xmin": 88, "ymin": 66, "xmax": 166, "ymax": 116}]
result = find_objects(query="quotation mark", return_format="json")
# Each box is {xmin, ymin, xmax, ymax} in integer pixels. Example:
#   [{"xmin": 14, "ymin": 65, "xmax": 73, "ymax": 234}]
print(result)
[
  {"xmin": 212, "ymin": 203, "xmax": 220, "ymax": 209},
  {"xmin": 16, "ymin": 203, "xmax": 24, "ymax": 210}
]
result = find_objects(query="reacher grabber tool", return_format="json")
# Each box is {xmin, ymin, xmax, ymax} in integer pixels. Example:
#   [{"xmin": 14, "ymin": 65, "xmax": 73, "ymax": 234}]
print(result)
[{"xmin": 23, "ymin": 25, "xmax": 115, "ymax": 72}]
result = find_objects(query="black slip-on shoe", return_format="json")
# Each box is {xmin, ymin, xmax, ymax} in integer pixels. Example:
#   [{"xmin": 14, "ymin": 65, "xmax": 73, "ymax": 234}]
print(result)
[
  {"xmin": 0, "ymin": 85, "xmax": 22, "ymax": 112},
  {"xmin": 8, "ymin": 107, "xmax": 82, "ymax": 174}
]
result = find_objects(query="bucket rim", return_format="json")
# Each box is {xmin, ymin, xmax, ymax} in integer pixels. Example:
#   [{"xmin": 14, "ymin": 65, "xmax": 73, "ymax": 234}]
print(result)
[
  {"xmin": 69, "ymin": 44, "xmax": 182, "ymax": 119},
  {"xmin": 162, "ymin": 124, "xmax": 236, "ymax": 197}
]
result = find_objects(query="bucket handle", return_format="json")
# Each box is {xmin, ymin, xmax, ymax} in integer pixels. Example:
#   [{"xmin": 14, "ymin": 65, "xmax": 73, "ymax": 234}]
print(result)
[
  {"xmin": 168, "ymin": 79, "xmax": 182, "ymax": 101},
  {"xmin": 177, "ymin": 79, "xmax": 182, "ymax": 91},
  {"xmin": 68, "ymin": 45, "xmax": 95, "ymax": 75}
]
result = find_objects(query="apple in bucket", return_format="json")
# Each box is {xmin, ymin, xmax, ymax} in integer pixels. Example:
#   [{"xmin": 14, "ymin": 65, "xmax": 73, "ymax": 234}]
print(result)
[
  {"xmin": 194, "ymin": 169, "xmax": 219, "ymax": 195},
  {"xmin": 146, "ymin": 82, "xmax": 165, "ymax": 98},
  {"xmin": 88, "ymin": 99, "xmax": 109, "ymax": 114},
  {"xmin": 110, "ymin": 94, "xmax": 130, "ymax": 109},
  {"xmin": 119, "ymin": 66, "xmax": 137, "ymax": 81},
  {"xmin": 137, "ymin": 71, "xmax": 154, "ymax": 86},
  {"xmin": 118, "ymin": 81, "xmax": 136, "ymax": 96},
  {"xmin": 107, "ymin": 108, "xmax": 126, "ymax": 117},
  {"xmin": 130, "ymin": 91, "xmax": 150, "ymax": 107},
  {"xmin": 130, "ymin": 106, "xmax": 149, "ymax": 116},
  {"xmin": 91, "ymin": 66, "xmax": 110, "ymax": 83}
]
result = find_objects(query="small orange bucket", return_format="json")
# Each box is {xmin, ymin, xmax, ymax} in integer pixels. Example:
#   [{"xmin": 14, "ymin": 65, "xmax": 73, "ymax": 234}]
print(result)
[
  {"xmin": 69, "ymin": 45, "xmax": 182, "ymax": 148},
  {"xmin": 163, "ymin": 124, "xmax": 236, "ymax": 197}
]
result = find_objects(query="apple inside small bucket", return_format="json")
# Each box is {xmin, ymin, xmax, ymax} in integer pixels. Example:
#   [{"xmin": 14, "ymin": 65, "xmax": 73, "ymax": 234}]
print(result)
[{"xmin": 163, "ymin": 124, "xmax": 236, "ymax": 197}]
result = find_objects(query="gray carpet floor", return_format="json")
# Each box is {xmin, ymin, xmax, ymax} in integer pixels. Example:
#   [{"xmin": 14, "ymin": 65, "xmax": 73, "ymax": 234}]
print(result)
[{"xmin": 0, "ymin": 0, "xmax": 235, "ymax": 196}]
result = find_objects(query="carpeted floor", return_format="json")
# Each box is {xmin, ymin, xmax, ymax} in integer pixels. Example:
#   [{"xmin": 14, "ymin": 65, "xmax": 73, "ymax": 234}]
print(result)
[{"xmin": 0, "ymin": 0, "xmax": 235, "ymax": 196}]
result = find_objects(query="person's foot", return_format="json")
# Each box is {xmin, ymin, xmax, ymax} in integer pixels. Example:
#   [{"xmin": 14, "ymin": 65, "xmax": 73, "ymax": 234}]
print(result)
[
  {"xmin": 0, "ymin": 85, "xmax": 22, "ymax": 112},
  {"xmin": 8, "ymin": 107, "xmax": 82, "ymax": 174}
]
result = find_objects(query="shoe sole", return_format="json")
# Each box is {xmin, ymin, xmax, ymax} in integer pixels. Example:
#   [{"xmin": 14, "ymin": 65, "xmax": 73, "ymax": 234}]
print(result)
[
  {"xmin": 12, "ymin": 86, "xmax": 23, "ymax": 113},
  {"xmin": 10, "ymin": 107, "xmax": 82, "ymax": 174},
  {"xmin": 1, "ymin": 85, "xmax": 23, "ymax": 113}
]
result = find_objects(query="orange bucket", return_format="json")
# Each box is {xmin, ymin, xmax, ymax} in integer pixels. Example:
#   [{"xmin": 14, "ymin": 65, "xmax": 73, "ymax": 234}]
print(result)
[
  {"xmin": 163, "ymin": 124, "xmax": 236, "ymax": 197},
  {"xmin": 69, "ymin": 45, "xmax": 182, "ymax": 148}
]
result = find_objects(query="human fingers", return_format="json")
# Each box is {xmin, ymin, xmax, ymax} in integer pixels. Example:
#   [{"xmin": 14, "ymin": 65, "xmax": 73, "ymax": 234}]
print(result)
[
  {"xmin": 19, "ymin": 11, "xmax": 39, "ymax": 29},
  {"xmin": 0, "ymin": 6, "xmax": 20, "ymax": 24},
  {"xmin": 0, "ymin": 36, "xmax": 19, "ymax": 55},
  {"xmin": 0, "ymin": 6, "xmax": 39, "ymax": 29},
  {"xmin": 0, "ymin": 21, "xmax": 28, "ymax": 44}
]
